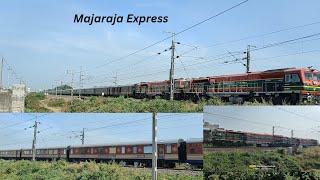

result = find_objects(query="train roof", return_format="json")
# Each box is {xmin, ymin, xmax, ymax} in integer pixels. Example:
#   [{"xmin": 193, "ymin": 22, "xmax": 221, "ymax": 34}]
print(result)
[
  {"xmin": 206, "ymin": 67, "xmax": 318, "ymax": 79},
  {"xmin": 69, "ymin": 138, "xmax": 203, "ymax": 149},
  {"xmin": 0, "ymin": 138, "xmax": 203, "ymax": 151}
]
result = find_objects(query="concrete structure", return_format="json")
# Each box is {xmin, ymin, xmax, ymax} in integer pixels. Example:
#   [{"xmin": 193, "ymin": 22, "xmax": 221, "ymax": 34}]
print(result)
[
  {"xmin": 0, "ymin": 84, "xmax": 26, "ymax": 112},
  {"xmin": 0, "ymin": 90, "xmax": 12, "ymax": 112}
]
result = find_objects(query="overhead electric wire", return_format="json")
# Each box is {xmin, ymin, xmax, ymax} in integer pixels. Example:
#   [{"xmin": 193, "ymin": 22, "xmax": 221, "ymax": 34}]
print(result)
[
  {"xmin": 0, "ymin": 114, "xmax": 198, "ymax": 149},
  {"xmin": 51, "ymin": 19, "xmax": 320, "ymax": 91},
  {"xmin": 251, "ymin": 32, "xmax": 320, "ymax": 52},
  {"xmin": 275, "ymin": 107, "xmax": 320, "ymax": 123},
  {"xmin": 205, "ymin": 111, "xmax": 318, "ymax": 140},
  {"xmin": 50, "ymin": 0, "xmax": 249, "ymax": 88},
  {"xmin": 0, "ymin": 114, "xmax": 48, "ymax": 130},
  {"xmin": 202, "ymin": 20, "xmax": 320, "ymax": 48},
  {"xmin": 94, "ymin": 0, "xmax": 249, "ymax": 68},
  {"xmin": 81, "ymin": 32, "xmax": 320, "ymax": 88}
]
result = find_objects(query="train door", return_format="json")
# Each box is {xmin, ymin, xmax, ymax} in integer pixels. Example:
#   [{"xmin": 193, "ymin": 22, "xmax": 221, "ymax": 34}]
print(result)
[
  {"xmin": 178, "ymin": 140, "xmax": 187, "ymax": 163},
  {"xmin": 19, "ymin": 149, "xmax": 22, "ymax": 160},
  {"xmin": 66, "ymin": 146, "xmax": 71, "ymax": 162}
]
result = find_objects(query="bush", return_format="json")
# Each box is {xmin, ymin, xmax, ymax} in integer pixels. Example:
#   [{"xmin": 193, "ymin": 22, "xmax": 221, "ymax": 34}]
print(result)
[
  {"xmin": 0, "ymin": 160, "xmax": 202, "ymax": 179},
  {"xmin": 25, "ymin": 92, "xmax": 50, "ymax": 112},
  {"xmin": 203, "ymin": 150, "xmax": 320, "ymax": 179},
  {"xmin": 47, "ymin": 98, "xmax": 66, "ymax": 107}
]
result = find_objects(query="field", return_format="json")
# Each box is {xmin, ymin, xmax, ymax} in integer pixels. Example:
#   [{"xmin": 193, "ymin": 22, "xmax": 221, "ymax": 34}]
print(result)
[
  {"xmin": 203, "ymin": 146, "xmax": 320, "ymax": 179},
  {"xmin": 0, "ymin": 160, "xmax": 203, "ymax": 180}
]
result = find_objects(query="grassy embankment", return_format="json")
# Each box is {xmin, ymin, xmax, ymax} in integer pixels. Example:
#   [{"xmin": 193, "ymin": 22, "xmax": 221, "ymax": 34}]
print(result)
[
  {"xmin": 25, "ymin": 93, "xmax": 225, "ymax": 113},
  {"xmin": 204, "ymin": 146, "xmax": 320, "ymax": 179},
  {"xmin": 0, "ymin": 160, "xmax": 202, "ymax": 180}
]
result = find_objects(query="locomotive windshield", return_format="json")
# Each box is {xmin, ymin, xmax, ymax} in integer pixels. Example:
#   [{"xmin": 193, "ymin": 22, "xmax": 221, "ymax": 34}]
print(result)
[{"xmin": 304, "ymin": 72, "xmax": 313, "ymax": 80}]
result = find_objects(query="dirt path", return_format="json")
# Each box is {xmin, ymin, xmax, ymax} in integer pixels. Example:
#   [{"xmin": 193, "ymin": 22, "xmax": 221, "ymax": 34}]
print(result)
[{"xmin": 39, "ymin": 98, "xmax": 62, "ymax": 112}]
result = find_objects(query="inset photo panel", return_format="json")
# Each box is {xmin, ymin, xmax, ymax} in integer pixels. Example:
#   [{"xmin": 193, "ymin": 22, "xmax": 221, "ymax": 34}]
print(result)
[
  {"xmin": 0, "ymin": 113, "xmax": 203, "ymax": 179},
  {"xmin": 203, "ymin": 106, "xmax": 320, "ymax": 179}
]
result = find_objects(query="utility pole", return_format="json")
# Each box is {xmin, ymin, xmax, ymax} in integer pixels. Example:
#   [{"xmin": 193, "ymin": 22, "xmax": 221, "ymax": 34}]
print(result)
[
  {"xmin": 169, "ymin": 32, "xmax": 176, "ymax": 101},
  {"xmin": 290, "ymin": 129, "xmax": 294, "ymax": 146},
  {"xmin": 31, "ymin": 118, "xmax": 40, "ymax": 161},
  {"xmin": 60, "ymin": 81, "xmax": 63, "ymax": 97},
  {"xmin": 113, "ymin": 72, "xmax": 118, "ymax": 86},
  {"xmin": 152, "ymin": 112, "xmax": 158, "ymax": 180},
  {"xmin": 243, "ymin": 45, "xmax": 256, "ymax": 73},
  {"xmin": 0, "ymin": 57, "xmax": 3, "ymax": 89},
  {"xmin": 54, "ymin": 80, "xmax": 58, "ymax": 97},
  {"xmin": 79, "ymin": 66, "xmax": 84, "ymax": 98},
  {"xmin": 67, "ymin": 70, "xmax": 75, "ymax": 98},
  {"xmin": 80, "ymin": 128, "xmax": 85, "ymax": 145},
  {"xmin": 272, "ymin": 126, "xmax": 275, "ymax": 136}
]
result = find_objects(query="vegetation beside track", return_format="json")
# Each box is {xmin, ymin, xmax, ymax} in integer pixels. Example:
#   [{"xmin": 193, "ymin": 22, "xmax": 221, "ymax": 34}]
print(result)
[
  {"xmin": 26, "ymin": 92, "xmax": 317, "ymax": 112},
  {"xmin": 0, "ymin": 160, "xmax": 202, "ymax": 180},
  {"xmin": 204, "ymin": 146, "xmax": 320, "ymax": 179},
  {"xmin": 25, "ymin": 92, "xmax": 50, "ymax": 112},
  {"xmin": 25, "ymin": 93, "xmax": 226, "ymax": 112}
]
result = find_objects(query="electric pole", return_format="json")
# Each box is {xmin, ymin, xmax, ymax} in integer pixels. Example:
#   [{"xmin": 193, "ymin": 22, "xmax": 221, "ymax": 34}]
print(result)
[
  {"xmin": 31, "ymin": 119, "xmax": 40, "ymax": 161},
  {"xmin": 60, "ymin": 81, "xmax": 63, "ymax": 97},
  {"xmin": 67, "ymin": 70, "xmax": 75, "ymax": 98},
  {"xmin": 243, "ymin": 45, "xmax": 256, "ymax": 73},
  {"xmin": 169, "ymin": 32, "xmax": 176, "ymax": 101},
  {"xmin": 54, "ymin": 80, "xmax": 58, "ymax": 97},
  {"xmin": 0, "ymin": 57, "xmax": 3, "ymax": 89},
  {"xmin": 80, "ymin": 128, "xmax": 85, "ymax": 145},
  {"xmin": 272, "ymin": 126, "xmax": 275, "ymax": 136},
  {"xmin": 79, "ymin": 66, "xmax": 84, "ymax": 98},
  {"xmin": 290, "ymin": 129, "xmax": 294, "ymax": 146},
  {"xmin": 152, "ymin": 112, "xmax": 158, "ymax": 180},
  {"xmin": 113, "ymin": 72, "xmax": 118, "ymax": 86}
]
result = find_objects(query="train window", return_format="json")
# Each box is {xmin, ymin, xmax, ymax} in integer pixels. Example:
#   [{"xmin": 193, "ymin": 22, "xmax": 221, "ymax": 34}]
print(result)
[
  {"xmin": 109, "ymin": 147, "xmax": 116, "ymax": 154},
  {"xmin": 305, "ymin": 73, "xmax": 313, "ymax": 80},
  {"xmin": 166, "ymin": 145, "xmax": 172, "ymax": 153},
  {"xmin": 143, "ymin": 146, "xmax": 152, "ymax": 154},
  {"xmin": 121, "ymin": 146, "xmax": 125, "ymax": 154},
  {"xmin": 54, "ymin": 150, "xmax": 58, "ymax": 155},
  {"xmin": 291, "ymin": 74, "xmax": 300, "ymax": 83},
  {"xmin": 132, "ymin": 146, "xmax": 137, "ymax": 154},
  {"xmin": 285, "ymin": 74, "xmax": 291, "ymax": 83},
  {"xmin": 36, "ymin": 150, "xmax": 40, "ymax": 154},
  {"xmin": 71, "ymin": 149, "xmax": 73, "ymax": 154}
]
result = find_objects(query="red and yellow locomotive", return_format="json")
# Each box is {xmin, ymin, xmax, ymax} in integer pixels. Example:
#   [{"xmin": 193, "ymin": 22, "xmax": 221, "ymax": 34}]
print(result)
[{"xmin": 56, "ymin": 67, "xmax": 320, "ymax": 104}]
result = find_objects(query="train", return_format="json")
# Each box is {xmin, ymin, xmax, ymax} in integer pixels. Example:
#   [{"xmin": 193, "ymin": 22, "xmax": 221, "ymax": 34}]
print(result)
[
  {"xmin": 204, "ymin": 128, "xmax": 318, "ymax": 148},
  {"xmin": 48, "ymin": 67, "xmax": 320, "ymax": 104},
  {"xmin": 0, "ymin": 139, "xmax": 203, "ymax": 168}
]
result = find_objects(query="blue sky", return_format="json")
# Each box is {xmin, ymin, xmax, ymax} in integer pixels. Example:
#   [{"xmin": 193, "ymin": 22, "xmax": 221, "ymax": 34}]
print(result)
[
  {"xmin": 0, "ymin": 0, "xmax": 320, "ymax": 90},
  {"xmin": 204, "ymin": 106, "xmax": 320, "ymax": 141},
  {"xmin": 0, "ymin": 113, "xmax": 202, "ymax": 150}
]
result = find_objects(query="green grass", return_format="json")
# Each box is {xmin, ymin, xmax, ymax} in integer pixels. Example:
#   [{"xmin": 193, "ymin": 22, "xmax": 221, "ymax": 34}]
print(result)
[
  {"xmin": 204, "ymin": 147, "xmax": 320, "ymax": 180},
  {"xmin": 25, "ymin": 92, "xmax": 319, "ymax": 113},
  {"xmin": 47, "ymin": 98, "xmax": 66, "ymax": 107},
  {"xmin": 0, "ymin": 160, "xmax": 202, "ymax": 180},
  {"xmin": 24, "ymin": 92, "xmax": 50, "ymax": 113},
  {"xmin": 25, "ymin": 94, "xmax": 286, "ymax": 113},
  {"xmin": 67, "ymin": 96, "xmax": 207, "ymax": 113}
]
